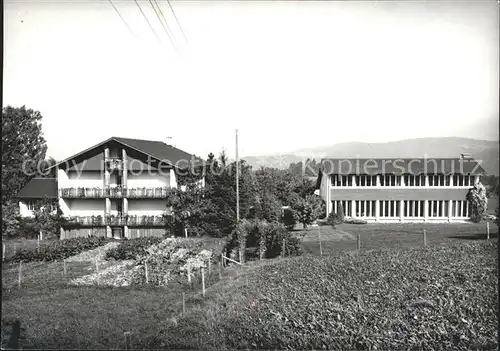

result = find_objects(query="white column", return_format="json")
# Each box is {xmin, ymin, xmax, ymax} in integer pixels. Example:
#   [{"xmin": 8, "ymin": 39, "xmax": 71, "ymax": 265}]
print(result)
[
  {"xmin": 376, "ymin": 175, "xmax": 381, "ymax": 187},
  {"xmin": 474, "ymin": 175, "xmax": 479, "ymax": 185},
  {"xmin": 170, "ymin": 168, "xmax": 177, "ymax": 188},
  {"xmin": 400, "ymin": 200, "xmax": 404, "ymax": 222},
  {"xmin": 375, "ymin": 200, "xmax": 380, "ymax": 221},
  {"xmin": 325, "ymin": 175, "xmax": 331, "ymax": 215},
  {"xmin": 400, "ymin": 175, "xmax": 405, "ymax": 187},
  {"xmin": 351, "ymin": 200, "xmax": 356, "ymax": 218},
  {"xmin": 425, "ymin": 175, "xmax": 429, "ymax": 187},
  {"xmin": 424, "ymin": 200, "xmax": 429, "ymax": 221},
  {"xmin": 448, "ymin": 200, "xmax": 453, "ymax": 222},
  {"xmin": 449, "ymin": 174, "xmax": 453, "ymax": 187},
  {"xmin": 122, "ymin": 149, "xmax": 128, "ymax": 189},
  {"xmin": 352, "ymin": 175, "xmax": 357, "ymax": 187}
]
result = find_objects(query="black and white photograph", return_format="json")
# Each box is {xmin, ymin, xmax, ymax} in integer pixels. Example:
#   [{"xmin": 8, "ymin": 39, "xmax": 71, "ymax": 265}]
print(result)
[{"xmin": 1, "ymin": 0, "xmax": 499, "ymax": 349}]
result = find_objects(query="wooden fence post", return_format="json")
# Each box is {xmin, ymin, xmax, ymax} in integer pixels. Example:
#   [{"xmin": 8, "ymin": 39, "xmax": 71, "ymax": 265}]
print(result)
[
  {"xmin": 37, "ymin": 234, "xmax": 40, "ymax": 252},
  {"xmin": 182, "ymin": 292, "xmax": 186, "ymax": 315},
  {"xmin": 124, "ymin": 332, "xmax": 131, "ymax": 350},
  {"xmin": 187, "ymin": 264, "xmax": 191, "ymax": 287},
  {"xmin": 218, "ymin": 261, "xmax": 222, "ymax": 280},
  {"xmin": 282, "ymin": 238, "xmax": 285, "ymax": 258},
  {"xmin": 357, "ymin": 233, "xmax": 361, "ymax": 251},
  {"xmin": 423, "ymin": 229, "xmax": 427, "ymax": 246},
  {"xmin": 2, "ymin": 243, "xmax": 5, "ymax": 262},
  {"xmin": 201, "ymin": 267, "xmax": 206, "ymax": 298},
  {"xmin": 95, "ymin": 260, "xmax": 100, "ymax": 286},
  {"xmin": 318, "ymin": 226, "xmax": 323, "ymax": 256},
  {"xmin": 63, "ymin": 259, "xmax": 67, "ymax": 276},
  {"xmin": 487, "ymin": 222, "xmax": 490, "ymax": 240},
  {"xmin": 145, "ymin": 261, "xmax": 149, "ymax": 284},
  {"xmin": 221, "ymin": 253, "xmax": 224, "ymax": 267},
  {"xmin": 13, "ymin": 243, "xmax": 17, "ymax": 255},
  {"xmin": 18, "ymin": 262, "xmax": 22, "ymax": 289},
  {"xmin": 208, "ymin": 258, "xmax": 211, "ymax": 280}
]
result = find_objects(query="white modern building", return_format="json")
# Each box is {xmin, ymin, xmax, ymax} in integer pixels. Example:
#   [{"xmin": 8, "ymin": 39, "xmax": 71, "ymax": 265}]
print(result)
[
  {"xmin": 315, "ymin": 155, "xmax": 486, "ymax": 223},
  {"xmin": 17, "ymin": 137, "xmax": 204, "ymax": 239}
]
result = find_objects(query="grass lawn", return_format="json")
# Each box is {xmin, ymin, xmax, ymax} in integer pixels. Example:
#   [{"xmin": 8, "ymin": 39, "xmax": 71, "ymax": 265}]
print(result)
[{"xmin": 297, "ymin": 222, "xmax": 498, "ymax": 255}]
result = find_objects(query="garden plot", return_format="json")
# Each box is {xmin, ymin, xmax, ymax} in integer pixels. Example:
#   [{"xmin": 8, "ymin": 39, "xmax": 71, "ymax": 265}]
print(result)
[{"xmin": 66, "ymin": 242, "xmax": 138, "ymax": 287}]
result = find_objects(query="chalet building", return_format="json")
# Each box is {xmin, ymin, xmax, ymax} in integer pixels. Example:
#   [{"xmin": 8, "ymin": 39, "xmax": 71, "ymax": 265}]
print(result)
[
  {"xmin": 316, "ymin": 155, "xmax": 486, "ymax": 223},
  {"xmin": 17, "ymin": 137, "xmax": 204, "ymax": 239}
]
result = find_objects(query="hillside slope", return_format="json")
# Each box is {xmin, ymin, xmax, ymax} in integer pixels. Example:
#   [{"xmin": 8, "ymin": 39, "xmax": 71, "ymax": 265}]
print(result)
[{"xmin": 243, "ymin": 137, "xmax": 499, "ymax": 174}]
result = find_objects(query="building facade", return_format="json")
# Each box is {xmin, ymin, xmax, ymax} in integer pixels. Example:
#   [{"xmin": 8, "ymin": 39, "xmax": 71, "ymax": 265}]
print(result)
[
  {"xmin": 17, "ymin": 137, "xmax": 204, "ymax": 239},
  {"xmin": 316, "ymin": 156, "xmax": 486, "ymax": 223}
]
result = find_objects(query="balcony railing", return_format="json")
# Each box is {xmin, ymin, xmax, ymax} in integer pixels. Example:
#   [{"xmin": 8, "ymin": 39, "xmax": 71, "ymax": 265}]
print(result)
[
  {"xmin": 60, "ymin": 187, "xmax": 171, "ymax": 199},
  {"xmin": 60, "ymin": 188, "xmax": 105, "ymax": 199},
  {"xmin": 63, "ymin": 215, "xmax": 168, "ymax": 227},
  {"xmin": 126, "ymin": 187, "xmax": 170, "ymax": 198}
]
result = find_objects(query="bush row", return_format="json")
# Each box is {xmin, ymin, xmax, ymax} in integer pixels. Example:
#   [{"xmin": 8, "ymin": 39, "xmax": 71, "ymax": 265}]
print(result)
[
  {"xmin": 11, "ymin": 237, "xmax": 107, "ymax": 262},
  {"xmin": 105, "ymin": 237, "xmax": 163, "ymax": 260}
]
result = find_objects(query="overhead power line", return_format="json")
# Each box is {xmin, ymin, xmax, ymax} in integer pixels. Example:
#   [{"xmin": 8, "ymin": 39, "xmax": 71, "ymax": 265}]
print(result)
[
  {"xmin": 108, "ymin": 0, "xmax": 137, "ymax": 39},
  {"xmin": 149, "ymin": 0, "xmax": 178, "ymax": 53},
  {"xmin": 134, "ymin": 0, "xmax": 163, "ymax": 44},
  {"xmin": 165, "ymin": 0, "xmax": 189, "ymax": 45}
]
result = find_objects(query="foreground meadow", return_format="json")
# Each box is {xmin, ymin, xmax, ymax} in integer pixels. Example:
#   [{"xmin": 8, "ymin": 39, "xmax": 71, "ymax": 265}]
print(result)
[{"xmin": 1, "ymin": 224, "xmax": 498, "ymax": 349}]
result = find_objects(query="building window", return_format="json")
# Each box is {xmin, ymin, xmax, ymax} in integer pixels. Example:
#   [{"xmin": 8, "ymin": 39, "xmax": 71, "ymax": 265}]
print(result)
[
  {"xmin": 403, "ymin": 200, "xmax": 424, "ymax": 217},
  {"xmin": 27, "ymin": 201, "xmax": 36, "ymax": 211},
  {"xmin": 354, "ymin": 200, "xmax": 376, "ymax": 217},
  {"xmin": 380, "ymin": 200, "xmax": 399, "ymax": 217}
]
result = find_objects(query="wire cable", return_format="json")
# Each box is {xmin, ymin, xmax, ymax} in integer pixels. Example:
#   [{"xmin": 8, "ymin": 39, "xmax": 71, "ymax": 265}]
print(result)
[
  {"xmin": 149, "ymin": 0, "xmax": 178, "ymax": 53},
  {"xmin": 134, "ymin": 0, "xmax": 163, "ymax": 44},
  {"xmin": 108, "ymin": 0, "xmax": 137, "ymax": 40},
  {"xmin": 165, "ymin": 0, "xmax": 189, "ymax": 45}
]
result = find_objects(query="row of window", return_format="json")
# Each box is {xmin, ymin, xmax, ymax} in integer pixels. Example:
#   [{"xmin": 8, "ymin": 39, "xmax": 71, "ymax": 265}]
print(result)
[
  {"xmin": 332, "ymin": 200, "xmax": 471, "ymax": 218},
  {"xmin": 331, "ymin": 175, "xmax": 477, "ymax": 187}
]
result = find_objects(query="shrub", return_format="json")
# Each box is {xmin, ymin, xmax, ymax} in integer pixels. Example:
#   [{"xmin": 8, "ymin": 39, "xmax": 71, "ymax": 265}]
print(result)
[
  {"xmin": 343, "ymin": 218, "xmax": 368, "ymax": 225},
  {"xmin": 282, "ymin": 208, "xmax": 297, "ymax": 230},
  {"xmin": 466, "ymin": 183, "xmax": 488, "ymax": 223},
  {"xmin": 11, "ymin": 237, "xmax": 107, "ymax": 262},
  {"xmin": 105, "ymin": 237, "xmax": 163, "ymax": 260},
  {"xmin": 227, "ymin": 219, "xmax": 302, "ymax": 260},
  {"xmin": 326, "ymin": 211, "xmax": 337, "ymax": 228}
]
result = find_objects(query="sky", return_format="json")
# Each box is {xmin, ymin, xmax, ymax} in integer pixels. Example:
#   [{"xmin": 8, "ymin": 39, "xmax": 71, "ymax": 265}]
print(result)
[{"xmin": 3, "ymin": 0, "xmax": 499, "ymax": 161}]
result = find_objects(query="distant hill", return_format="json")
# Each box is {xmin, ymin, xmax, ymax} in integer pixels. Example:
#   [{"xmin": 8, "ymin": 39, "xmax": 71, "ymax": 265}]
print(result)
[{"xmin": 243, "ymin": 137, "xmax": 499, "ymax": 175}]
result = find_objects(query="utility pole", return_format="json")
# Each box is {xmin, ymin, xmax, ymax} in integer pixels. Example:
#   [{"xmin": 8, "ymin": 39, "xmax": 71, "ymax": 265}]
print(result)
[{"xmin": 236, "ymin": 129, "xmax": 240, "ymax": 221}]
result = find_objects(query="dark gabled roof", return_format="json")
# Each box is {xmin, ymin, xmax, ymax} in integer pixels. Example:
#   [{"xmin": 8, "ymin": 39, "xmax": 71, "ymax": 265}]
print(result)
[
  {"xmin": 16, "ymin": 178, "xmax": 58, "ymax": 199},
  {"xmin": 320, "ymin": 158, "xmax": 486, "ymax": 175},
  {"xmin": 49, "ymin": 136, "xmax": 204, "ymax": 171},
  {"xmin": 114, "ymin": 137, "xmax": 203, "ymax": 167}
]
